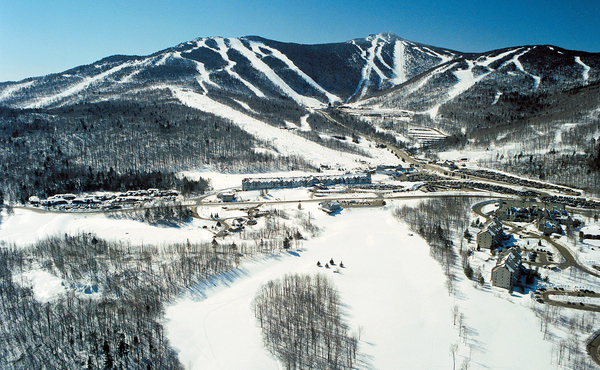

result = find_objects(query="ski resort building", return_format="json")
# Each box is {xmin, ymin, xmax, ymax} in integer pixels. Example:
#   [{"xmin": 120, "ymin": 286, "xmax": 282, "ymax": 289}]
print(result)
[
  {"xmin": 491, "ymin": 247, "xmax": 522, "ymax": 289},
  {"xmin": 476, "ymin": 218, "xmax": 504, "ymax": 249},
  {"xmin": 241, "ymin": 173, "xmax": 371, "ymax": 191},
  {"xmin": 579, "ymin": 227, "xmax": 600, "ymax": 240},
  {"xmin": 217, "ymin": 192, "xmax": 236, "ymax": 202},
  {"xmin": 495, "ymin": 199, "xmax": 538, "ymax": 222},
  {"xmin": 319, "ymin": 200, "xmax": 341, "ymax": 214}
]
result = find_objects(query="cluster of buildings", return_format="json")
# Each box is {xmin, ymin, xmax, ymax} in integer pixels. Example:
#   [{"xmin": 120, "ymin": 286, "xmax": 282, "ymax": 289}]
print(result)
[
  {"xmin": 481, "ymin": 199, "xmax": 583, "ymax": 289},
  {"xmin": 580, "ymin": 227, "xmax": 600, "ymax": 240},
  {"xmin": 241, "ymin": 173, "xmax": 371, "ymax": 191},
  {"xmin": 29, "ymin": 189, "xmax": 180, "ymax": 209},
  {"xmin": 495, "ymin": 199, "xmax": 574, "ymax": 236},
  {"xmin": 475, "ymin": 217, "xmax": 524, "ymax": 289}
]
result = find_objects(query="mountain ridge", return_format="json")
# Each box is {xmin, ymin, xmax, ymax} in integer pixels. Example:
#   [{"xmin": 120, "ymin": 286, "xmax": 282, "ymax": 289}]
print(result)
[
  {"xmin": 0, "ymin": 33, "xmax": 460, "ymax": 108},
  {"xmin": 1, "ymin": 33, "xmax": 600, "ymax": 202}
]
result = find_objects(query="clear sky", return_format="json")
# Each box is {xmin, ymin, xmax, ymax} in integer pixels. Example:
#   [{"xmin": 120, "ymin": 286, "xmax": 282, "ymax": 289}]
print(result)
[{"xmin": 1, "ymin": 0, "xmax": 598, "ymax": 82}]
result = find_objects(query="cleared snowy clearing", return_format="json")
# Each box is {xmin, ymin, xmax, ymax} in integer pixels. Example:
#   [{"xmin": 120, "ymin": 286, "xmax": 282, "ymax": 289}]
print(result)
[
  {"xmin": 0, "ymin": 208, "xmax": 213, "ymax": 247},
  {"xmin": 16, "ymin": 269, "xmax": 66, "ymax": 303},
  {"xmin": 502, "ymin": 48, "xmax": 541, "ymax": 89},
  {"xmin": 24, "ymin": 60, "xmax": 145, "ymax": 109},
  {"xmin": 249, "ymin": 41, "xmax": 341, "ymax": 104},
  {"xmin": 227, "ymin": 38, "xmax": 325, "ymax": 108},
  {"xmin": 0, "ymin": 80, "xmax": 35, "ymax": 101}
]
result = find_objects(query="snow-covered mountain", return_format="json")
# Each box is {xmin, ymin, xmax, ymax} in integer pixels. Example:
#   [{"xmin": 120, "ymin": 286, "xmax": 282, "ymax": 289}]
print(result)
[
  {"xmin": 2, "ymin": 33, "xmax": 598, "ymax": 121},
  {"xmin": 349, "ymin": 44, "xmax": 599, "ymax": 115},
  {"xmin": 0, "ymin": 33, "xmax": 459, "ymax": 109},
  {"xmin": 2, "ymin": 33, "xmax": 600, "ymax": 200}
]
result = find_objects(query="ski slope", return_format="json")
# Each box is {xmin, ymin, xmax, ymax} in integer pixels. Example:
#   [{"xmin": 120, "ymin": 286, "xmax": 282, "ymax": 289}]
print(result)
[
  {"xmin": 575, "ymin": 56, "xmax": 591, "ymax": 81},
  {"xmin": 173, "ymin": 88, "xmax": 400, "ymax": 168}
]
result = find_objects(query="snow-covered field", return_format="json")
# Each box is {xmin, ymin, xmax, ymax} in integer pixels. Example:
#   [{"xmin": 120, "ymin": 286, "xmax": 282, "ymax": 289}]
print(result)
[{"xmin": 2, "ymin": 186, "xmax": 588, "ymax": 369}]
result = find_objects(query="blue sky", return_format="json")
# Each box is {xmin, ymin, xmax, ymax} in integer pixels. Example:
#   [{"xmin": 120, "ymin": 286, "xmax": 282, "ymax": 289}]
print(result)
[{"xmin": 1, "ymin": 0, "xmax": 598, "ymax": 82}]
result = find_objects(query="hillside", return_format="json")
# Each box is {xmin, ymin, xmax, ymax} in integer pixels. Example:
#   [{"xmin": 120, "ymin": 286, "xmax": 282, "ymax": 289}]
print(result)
[
  {"xmin": 0, "ymin": 34, "xmax": 598, "ymax": 200},
  {"xmin": 2, "ymin": 32, "xmax": 600, "ymax": 370}
]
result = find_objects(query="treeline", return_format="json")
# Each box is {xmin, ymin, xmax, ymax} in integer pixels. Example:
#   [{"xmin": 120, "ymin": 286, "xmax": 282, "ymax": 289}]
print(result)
[
  {"xmin": 108, "ymin": 203, "xmax": 194, "ymax": 227},
  {"xmin": 0, "ymin": 233, "xmax": 243, "ymax": 370},
  {"xmin": 476, "ymin": 117, "xmax": 600, "ymax": 196},
  {"xmin": 0, "ymin": 101, "xmax": 315, "ymax": 203},
  {"xmin": 251, "ymin": 273, "xmax": 359, "ymax": 370},
  {"xmin": 14, "ymin": 167, "xmax": 208, "ymax": 203},
  {"xmin": 393, "ymin": 197, "xmax": 479, "ymax": 293},
  {"xmin": 324, "ymin": 109, "xmax": 405, "ymax": 148}
]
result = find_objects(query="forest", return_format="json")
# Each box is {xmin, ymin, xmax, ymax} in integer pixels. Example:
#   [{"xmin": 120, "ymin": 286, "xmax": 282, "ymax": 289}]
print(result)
[
  {"xmin": 0, "ymin": 202, "xmax": 327, "ymax": 369},
  {"xmin": 0, "ymin": 234, "xmax": 241, "ymax": 369},
  {"xmin": 0, "ymin": 101, "xmax": 314, "ymax": 203},
  {"xmin": 393, "ymin": 197, "xmax": 481, "ymax": 295},
  {"xmin": 251, "ymin": 273, "xmax": 359, "ymax": 370}
]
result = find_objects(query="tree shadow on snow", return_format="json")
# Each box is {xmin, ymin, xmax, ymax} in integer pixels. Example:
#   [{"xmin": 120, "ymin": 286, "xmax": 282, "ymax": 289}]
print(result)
[{"xmin": 184, "ymin": 268, "xmax": 251, "ymax": 301}]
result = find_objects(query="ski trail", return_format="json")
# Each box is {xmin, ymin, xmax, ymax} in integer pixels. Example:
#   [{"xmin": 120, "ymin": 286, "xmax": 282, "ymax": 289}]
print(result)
[
  {"xmin": 175, "ymin": 50, "xmax": 217, "ymax": 94},
  {"xmin": 119, "ymin": 57, "xmax": 156, "ymax": 84},
  {"xmin": 506, "ymin": 48, "xmax": 541, "ymax": 89},
  {"xmin": 227, "ymin": 38, "xmax": 324, "ymax": 107},
  {"xmin": 477, "ymin": 48, "xmax": 521, "ymax": 67},
  {"xmin": 390, "ymin": 40, "xmax": 407, "ymax": 85},
  {"xmin": 249, "ymin": 41, "xmax": 341, "ymax": 104},
  {"xmin": 299, "ymin": 114, "xmax": 311, "ymax": 131},
  {"xmin": 574, "ymin": 56, "xmax": 590, "ymax": 81},
  {"xmin": 173, "ymin": 88, "xmax": 373, "ymax": 166},
  {"xmin": 491, "ymin": 91, "xmax": 503, "ymax": 105},
  {"xmin": 24, "ymin": 60, "xmax": 142, "ymax": 108},
  {"xmin": 0, "ymin": 80, "xmax": 35, "ymax": 102},
  {"xmin": 425, "ymin": 50, "xmax": 521, "ymax": 118},
  {"xmin": 200, "ymin": 38, "xmax": 266, "ymax": 98},
  {"xmin": 421, "ymin": 47, "xmax": 454, "ymax": 64},
  {"xmin": 350, "ymin": 36, "xmax": 388, "ymax": 100}
]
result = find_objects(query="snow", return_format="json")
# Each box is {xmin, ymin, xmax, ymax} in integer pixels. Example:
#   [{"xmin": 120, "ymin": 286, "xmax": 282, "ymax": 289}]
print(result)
[
  {"xmin": 350, "ymin": 36, "xmax": 389, "ymax": 100},
  {"xmin": 299, "ymin": 113, "xmax": 311, "ymax": 131},
  {"xmin": 0, "ymin": 208, "xmax": 214, "ymax": 247},
  {"xmin": 425, "ymin": 49, "xmax": 532, "ymax": 118},
  {"xmin": 0, "ymin": 80, "xmax": 35, "ymax": 101},
  {"xmin": 205, "ymin": 37, "xmax": 266, "ymax": 98},
  {"xmin": 173, "ymin": 88, "xmax": 400, "ymax": 168},
  {"xmin": 491, "ymin": 91, "xmax": 503, "ymax": 105},
  {"xmin": 503, "ymin": 48, "xmax": 541, "ymax": 89},
  {"xmin": 575, "ymin": 56, "xmax": 591, "ymax": 82},
  {"xmin": 449, "ymin": 60, "xmax": 480, "ymax": 100},
  {"xmin": 24, "ymin": 60, "xmax": 142, "ymax": 108},
  {"xmin": 249, "ymin": 41, "xmax": 341, "ymax": 104},
  {"xmin": 477, "ymin": 49, "xmax": 521, "ymax": 67},
  {"xmin": 581, "ymin": 225, "xmax": 600, "ymax": 236},
  {"xmin": 166, "ymin": 203, "xmax": 457, "ymax": 370},
  {"xmin": 164, "ymin": 199, "xmax": 566, "ymax": 370},
  {"xmin": 227, "ymin": 38, "xmax": 325, "ymax": 108},
  {"xmin": 554, "ymin": 123, "xmax": 577, "ymax": 144},
  {"xmin": 421, "ymin": 47, "xmax": 454, "ymax": 64},
  {"xmin": 17, "ymin": 269, "xmax": 65, "ymax": 303},
  {"xmin": 390, "ymin": 40, "xmax": 407, "ymax": 85},
  {"xmin": 0, "ymin": 182, "xmax": 595, "ymax": 369}
]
